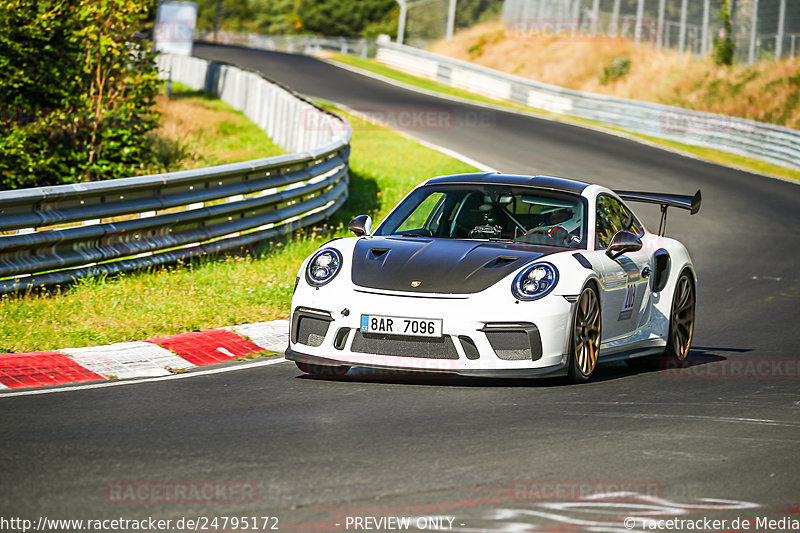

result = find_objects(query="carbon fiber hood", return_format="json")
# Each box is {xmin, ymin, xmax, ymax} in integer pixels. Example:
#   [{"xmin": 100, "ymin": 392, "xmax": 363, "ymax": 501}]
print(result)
[{"xmin": 350, "ymin": 237, "xmax": 558, "ymax": 294}]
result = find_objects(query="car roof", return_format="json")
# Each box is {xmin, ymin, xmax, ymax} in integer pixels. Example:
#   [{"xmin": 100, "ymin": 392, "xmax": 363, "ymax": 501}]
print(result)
[{"xmin": 424, "ymin": 172, "xmax": 590, "ymax": 195}]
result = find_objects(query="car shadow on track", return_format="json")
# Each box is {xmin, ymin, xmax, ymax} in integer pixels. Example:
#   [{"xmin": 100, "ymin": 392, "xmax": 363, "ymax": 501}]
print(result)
[{"xmin": 295, "ymin": 346, "xmax": 751, "ymax": 387}]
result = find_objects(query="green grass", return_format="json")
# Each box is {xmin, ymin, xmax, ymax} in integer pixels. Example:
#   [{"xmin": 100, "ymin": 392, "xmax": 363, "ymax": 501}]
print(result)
[
  {"xmin": 329, "ymin": 54, "xmax": 800, "ymax": 183},
  {"xmin": 148, "ymin": 82, "xmax": 286, "ymax": 173},
  {"xmin": 0, "ymin": 108, "xmax": 477, "ymax": 353}
]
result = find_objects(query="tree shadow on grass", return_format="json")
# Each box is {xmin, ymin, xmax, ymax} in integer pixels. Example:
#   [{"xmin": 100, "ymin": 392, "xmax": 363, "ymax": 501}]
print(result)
[
  {"xmin": 246, "ymin": 169, "xmax": 379, "ymax": 258},
  {"xmin": 331, "ymin": 169, "xmax": 381, "ymax": 227}
]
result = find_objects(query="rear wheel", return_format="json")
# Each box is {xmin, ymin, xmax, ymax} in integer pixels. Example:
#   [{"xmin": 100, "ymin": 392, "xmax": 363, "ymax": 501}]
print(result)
[
  {"xmin": 568, "ymin": 285, "xmax": 601, "ymax": 383},
  {"xmin": 663, "ymin": 272, "xmax": 695, "ymax": 366},
  {"xmin": 296, "ymin": 362, "xmax": 350, "ymax": 377},
  {"xmin": 626, "ymin": 271, "xmax": 695, "ymax": 371}
]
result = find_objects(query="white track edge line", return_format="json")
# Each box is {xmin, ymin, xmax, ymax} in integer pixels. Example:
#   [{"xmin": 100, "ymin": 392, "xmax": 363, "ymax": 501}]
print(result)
[
  {"xmin": 337, "ymin": 104, "xmax": 495, "ymax": 172},
  {"xmin": 0, "ymin": 357, "xmax": 288, "ymax": 398}
]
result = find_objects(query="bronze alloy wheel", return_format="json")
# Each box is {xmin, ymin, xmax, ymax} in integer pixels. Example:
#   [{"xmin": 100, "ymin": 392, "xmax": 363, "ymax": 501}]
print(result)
[
  {"xmin": 668, "ymin": 274, "xmax": 695, "ymax": 362},
  {"xmin": 569, "ymin": 286, "xmax": 601, "ymax": 382}
]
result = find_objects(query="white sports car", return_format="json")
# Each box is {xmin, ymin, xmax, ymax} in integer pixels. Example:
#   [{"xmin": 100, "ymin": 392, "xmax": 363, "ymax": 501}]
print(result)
[{"xmin": 286, "ymin": 173, "xmax": 700, "ymax": 382}]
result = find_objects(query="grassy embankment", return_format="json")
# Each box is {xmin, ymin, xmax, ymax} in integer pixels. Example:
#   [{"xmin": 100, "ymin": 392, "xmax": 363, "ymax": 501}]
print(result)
[
  {"xmin": 148, "ymin": 83, "xmax": 286, "ymax": 172},
  {"xmin": 328, "ymin": 25, "xmax": 800, "ymax": 182},
  {"xmin": 0, "ymin": 87, "xmax": 476, "ymax": 353}
]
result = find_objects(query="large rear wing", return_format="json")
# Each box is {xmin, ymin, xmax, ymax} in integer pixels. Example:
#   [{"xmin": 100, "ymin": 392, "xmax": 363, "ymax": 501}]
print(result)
[{"xmin": 614, "ymin": 189, "xmax": 701, "ymax": 236}]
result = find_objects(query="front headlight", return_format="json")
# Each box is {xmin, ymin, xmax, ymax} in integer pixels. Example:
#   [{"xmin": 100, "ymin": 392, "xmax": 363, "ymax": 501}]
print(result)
[
  {"xmin": 511, "ymin": 262, "xmax": 558, "ymax": 300},
  {"xmin": 305, "ymin": 248, "xmax": 343, "ymax": 287}
]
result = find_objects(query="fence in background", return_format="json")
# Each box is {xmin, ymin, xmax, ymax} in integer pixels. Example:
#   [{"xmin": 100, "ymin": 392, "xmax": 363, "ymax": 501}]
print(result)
[
  {"xmin": 501, "ymin": 0, "xmax": 799, "ymax": 63},
  {"xmin": 0, "ymin": 54, "xmax": 352, "ymax": 295},
  {"xmin": 196, "ymin": 31, "xmax": 377, "ymax": 58},
  {"xmin": 376, "ymin": 41, "xmax": 800, "ymax": 170}
]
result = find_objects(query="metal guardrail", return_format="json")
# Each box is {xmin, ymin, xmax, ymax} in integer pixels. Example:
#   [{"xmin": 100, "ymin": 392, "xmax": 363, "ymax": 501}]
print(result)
[
  {"xmin": 0, "ymin": 54, "xmax": 352, "ymax": 294},
  {"xmin": 376, "ymin": 41, "xmax": 800, "ymax": 171},
  {"xmin": 196, "ymin": 32, "xmax": 377, "ymax": 58}
]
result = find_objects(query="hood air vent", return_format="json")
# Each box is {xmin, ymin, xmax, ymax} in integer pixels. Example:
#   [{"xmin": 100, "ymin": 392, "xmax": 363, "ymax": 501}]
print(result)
[{"xmin": 486, "ymin": 256, "xmax": 519, "ymax": 268}]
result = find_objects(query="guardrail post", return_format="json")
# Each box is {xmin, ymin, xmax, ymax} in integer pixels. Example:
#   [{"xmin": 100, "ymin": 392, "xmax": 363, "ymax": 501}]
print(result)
[
  {"xmin": 701, "ymin": 0, "xmax": 710, "ymax": 57},
  {"xmin": 611, "ymin": 0, "xmax": 621, "ymax": 37},
  {"xmin": 776, "ymin": 0, "xmax": 786, "ymax": 59},
  {"xmin": 395, "ymin": 0, "xmax": 407, "ymax": 44},
  {"xmin": 749, "ymin": 0, "xmax": 759, "ymax": 63},
  {"xmin": 635, "ymin": 0, "xmax": 645, "ymax": 44},
  {"xmin": 446, "ymin": 0, "xmax": 457, "ymax": 40},
  {"xmin": 679, "ymin": 0, "xmax": 688, "ymax": 53}
]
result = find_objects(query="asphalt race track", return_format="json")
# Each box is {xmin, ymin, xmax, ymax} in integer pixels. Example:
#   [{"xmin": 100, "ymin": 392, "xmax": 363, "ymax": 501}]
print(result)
[{"xmin": 1, "ymin": 44, "xmax": 798, "ymax": 532}]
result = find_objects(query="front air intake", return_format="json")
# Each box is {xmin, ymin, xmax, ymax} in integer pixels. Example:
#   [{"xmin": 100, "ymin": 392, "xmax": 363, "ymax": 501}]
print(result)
[
  {"xmin": 481, "ymin": 323, "xmax": 542, "ymax": 361},
  {"xmin": 291, "ymin": 307, "xmax": 333, "ymax": 347}
]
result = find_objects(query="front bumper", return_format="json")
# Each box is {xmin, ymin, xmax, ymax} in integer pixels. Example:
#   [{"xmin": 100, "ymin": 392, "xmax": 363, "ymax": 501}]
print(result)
[
  {"xmin": 286, "ymin": 284, "xmax": 574, "ymax": 378},
  {"xmin": 286, "ymin": 347, "xmax": 567, "ymax": 378}
]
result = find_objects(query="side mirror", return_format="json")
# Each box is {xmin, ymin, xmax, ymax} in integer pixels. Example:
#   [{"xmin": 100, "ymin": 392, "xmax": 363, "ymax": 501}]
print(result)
[
  {"xmin": 348, "ymin": 214, "xmax": 372, "ymax": 237},
  {"xmin": 606, "ymin": 230, "xmax": 642, "ymax": 260}
]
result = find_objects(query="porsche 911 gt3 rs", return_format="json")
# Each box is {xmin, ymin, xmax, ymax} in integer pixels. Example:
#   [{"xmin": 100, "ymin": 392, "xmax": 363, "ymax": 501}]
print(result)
[{"xmin": 286, "ymin": 172, "xmax": 701, "ymax": 383}]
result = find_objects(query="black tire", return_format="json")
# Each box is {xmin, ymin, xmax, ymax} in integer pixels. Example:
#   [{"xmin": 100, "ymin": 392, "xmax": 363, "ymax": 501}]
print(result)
[
  {"xmin": 296, "ymin": 361, "xmax": 350, "ymax": 377},
  {"xmin": 567, "ymin": 285, "xmax": 602, "ymax": 383},
  {"xmin": 626, "ymin": 271, "xmax": 696, "ymax": 371},
  {"xmin": 663, "ymin": 271, "xmax": 696, "ymax": 367}
]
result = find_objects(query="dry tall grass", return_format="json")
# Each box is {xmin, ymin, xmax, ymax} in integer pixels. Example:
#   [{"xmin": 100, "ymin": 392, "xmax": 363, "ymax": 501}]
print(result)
[
  {"xmin": 149, "ymin": 88, "xmax": 285, "ymax": 172},
  {"xmin": 431, "ymin": 21, "xmax": 800, "ymax": 128}
]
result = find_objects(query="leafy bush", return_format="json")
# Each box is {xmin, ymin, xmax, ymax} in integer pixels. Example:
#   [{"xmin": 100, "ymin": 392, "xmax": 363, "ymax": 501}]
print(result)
[
  {"xmin": 0, "ymin": 0, "xmax": 161, "ymax": 190},
  {"xmin": 600, "ymin": 56, "xmax": 631, "ymax": 84}
]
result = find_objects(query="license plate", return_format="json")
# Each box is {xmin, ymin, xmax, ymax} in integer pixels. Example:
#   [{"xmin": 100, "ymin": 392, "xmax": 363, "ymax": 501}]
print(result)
[{"xmin": 360, "ymin": 315, "xmax": 442, "ymax": 338}]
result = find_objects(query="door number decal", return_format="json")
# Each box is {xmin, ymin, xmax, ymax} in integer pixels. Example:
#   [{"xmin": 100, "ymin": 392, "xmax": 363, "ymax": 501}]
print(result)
[{"xmin": 618, "ymin": 283, "xmax": 637, "ymax": 321}]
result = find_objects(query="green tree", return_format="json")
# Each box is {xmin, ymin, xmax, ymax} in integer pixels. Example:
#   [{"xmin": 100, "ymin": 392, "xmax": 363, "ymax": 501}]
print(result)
[
  {"xmin": 455, "ymin": 0, "xmax": 503, "ymax": 30},
  {"xmin": 295, "ymin": 0, "xmax": 395, "ymax": 37},
  {"xmin": 195, "ymin": 0, "xmax": 398, "ymax": 38},
  {"xmin": 0, "ymin": 0, "xmax": 161, "ymax": 189}
]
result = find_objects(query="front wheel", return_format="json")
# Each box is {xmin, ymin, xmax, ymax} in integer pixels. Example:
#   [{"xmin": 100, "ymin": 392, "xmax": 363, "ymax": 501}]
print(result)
[
  {"xmin": 296, "ymin": 362, "xmax": 350, "ymax": 377},
  {"xmin": 567, "ymin": 285, "xmax": 602, "ymax": 383}
]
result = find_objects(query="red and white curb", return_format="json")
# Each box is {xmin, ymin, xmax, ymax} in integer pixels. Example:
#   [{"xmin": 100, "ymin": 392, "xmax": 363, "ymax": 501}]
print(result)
[{"xmin": 0, "ymin": 320, "xmax": 289, "ymax": 390}]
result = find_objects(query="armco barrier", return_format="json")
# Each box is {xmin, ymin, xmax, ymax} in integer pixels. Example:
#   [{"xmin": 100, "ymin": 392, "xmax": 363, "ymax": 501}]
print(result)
[
  {"xmin": 0, "ymin": 54, "xmax": 352, "ymax": 294},
  {"xmin": 376, "ymin": 41, "xmax": 800, "ymax": 171},
  {"xmin": 196, "ymin": 32, "xmax": 376, "ymax": 58}
]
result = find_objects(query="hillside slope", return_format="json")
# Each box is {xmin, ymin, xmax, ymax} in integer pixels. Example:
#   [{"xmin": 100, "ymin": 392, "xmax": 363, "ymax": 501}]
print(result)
[{"xmin": 431, "ymin": 21, "xmax": 800, "ymax": 129}]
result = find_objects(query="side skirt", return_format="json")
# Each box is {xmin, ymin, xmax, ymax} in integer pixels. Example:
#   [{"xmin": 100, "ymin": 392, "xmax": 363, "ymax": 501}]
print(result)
[{"xmin": 598, "ymin": 346, "xmax": 665, "ymax": 363}]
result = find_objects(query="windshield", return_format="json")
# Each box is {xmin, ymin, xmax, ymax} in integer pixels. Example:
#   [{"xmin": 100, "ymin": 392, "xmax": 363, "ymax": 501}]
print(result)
[{"xmin": 375, "ymin": 184, "xmax": 588, "ymax": 248}]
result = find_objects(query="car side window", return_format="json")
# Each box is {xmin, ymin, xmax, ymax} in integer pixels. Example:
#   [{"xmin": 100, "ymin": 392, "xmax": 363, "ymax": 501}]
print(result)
[
  {"xmin": 596, "ymin": 194, "xmax": 642, "ymax": 249},
  {"xmin": 397, "ymin": 192, "xmax": 445, "ymax": 233}
]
